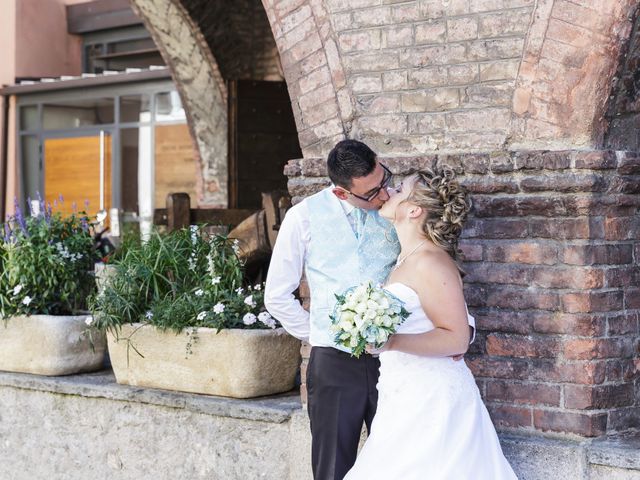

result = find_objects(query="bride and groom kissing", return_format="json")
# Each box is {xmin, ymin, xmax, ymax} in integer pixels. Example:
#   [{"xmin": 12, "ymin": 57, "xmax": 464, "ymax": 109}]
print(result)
[{"xmin": 264, "ymin": 140, "xmax": 517, "ymax": 480}]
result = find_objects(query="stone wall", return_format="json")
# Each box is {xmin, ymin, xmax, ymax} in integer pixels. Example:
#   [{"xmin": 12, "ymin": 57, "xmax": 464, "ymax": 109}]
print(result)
[
  {"xmin": 606, "ymin": 5, "xmax": 640, "ymax": 151},
  {"xmin": 285, "ymin": 149, "xmax": 640, "ymax": 437},
  {"xmin": 1, "ymin": 371, "xmax": 639, "ymax": 479}
]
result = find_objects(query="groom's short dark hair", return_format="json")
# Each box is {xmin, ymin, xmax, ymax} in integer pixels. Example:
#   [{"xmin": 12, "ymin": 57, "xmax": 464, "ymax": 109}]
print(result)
[{"xmin": 327, "ymin": 140, "xmax": 377, "ymax": 188}]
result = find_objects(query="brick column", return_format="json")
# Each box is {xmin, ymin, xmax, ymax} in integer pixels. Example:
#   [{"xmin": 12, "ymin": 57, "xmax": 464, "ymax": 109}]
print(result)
[{"xmin": 287, "ymin": 150, "xmax": 640, "ymax": 437}]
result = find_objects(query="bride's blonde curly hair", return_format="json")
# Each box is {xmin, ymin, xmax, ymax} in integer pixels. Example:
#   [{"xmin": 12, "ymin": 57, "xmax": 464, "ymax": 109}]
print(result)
[{"xmin": 407, "ymin": 166, "xmax": 471, "ymax": 267}]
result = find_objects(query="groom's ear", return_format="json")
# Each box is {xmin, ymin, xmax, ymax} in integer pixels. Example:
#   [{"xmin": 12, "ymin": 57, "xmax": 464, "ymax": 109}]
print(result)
[{"xmin": 332, "ymin": 187, "xmax": 350, "ymax": 201}]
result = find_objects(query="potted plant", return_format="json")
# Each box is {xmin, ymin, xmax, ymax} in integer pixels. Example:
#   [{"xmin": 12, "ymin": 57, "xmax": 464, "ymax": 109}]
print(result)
[
  {"xmin": 0, "ymin": 199, "xmax": 106, "ymax": 375},
  {"xmin": 91, "ymin": 226, "xmax": 300, "ymax": 398}
]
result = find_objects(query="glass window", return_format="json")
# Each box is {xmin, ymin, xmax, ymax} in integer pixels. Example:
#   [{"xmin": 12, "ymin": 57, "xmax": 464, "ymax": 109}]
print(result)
[
  {"xmin": 20, "ymin": 106, "xmax": 39, "ymax": 131},
  {"xmin": 119, "ymin": 94, "xmax": 151, "ymax": 123},
  {"xmin": 120, "ymin": 128, "xmax": 140, "ymax": 213},
  {"xmin": 20, "ymin": 136, "xmax": 41, "ymax": 203},
  {"xmin": 42, "ymin": 97, "xmax": 115, "ymax": 130},
  {"xmin": 155, "ymin": 91, "xmax": 186, "ymax": 122}
]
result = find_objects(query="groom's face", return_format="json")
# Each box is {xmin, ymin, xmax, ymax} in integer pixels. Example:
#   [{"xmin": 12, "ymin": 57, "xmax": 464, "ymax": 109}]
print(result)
[{"xmin": 333, "ymin": 162, "xmax": 391, "ymax": 210}]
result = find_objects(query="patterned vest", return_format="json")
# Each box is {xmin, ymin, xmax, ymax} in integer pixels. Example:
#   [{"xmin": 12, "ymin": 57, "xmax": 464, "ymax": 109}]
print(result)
[{"xmin": 305, "ymin": 188, "xmax": 400, "ymax": 352}]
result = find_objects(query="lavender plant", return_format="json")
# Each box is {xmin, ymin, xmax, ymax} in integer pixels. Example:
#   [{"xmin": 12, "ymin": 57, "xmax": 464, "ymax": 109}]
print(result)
[{"xmin": 0, "ymin": 198, "xmax": 99, "ymax": 319}]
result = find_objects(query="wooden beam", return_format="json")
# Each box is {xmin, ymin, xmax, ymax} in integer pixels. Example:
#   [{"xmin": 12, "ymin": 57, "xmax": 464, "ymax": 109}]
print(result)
[{"xmin": 166, "ymin": 193, "xmax": 190, "ymax": 232}]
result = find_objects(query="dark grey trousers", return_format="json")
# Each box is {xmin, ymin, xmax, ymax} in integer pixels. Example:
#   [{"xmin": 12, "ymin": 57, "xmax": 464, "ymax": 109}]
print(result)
[{"xmin": 307, "ymin": 346, "xmax": 380, "ymax": 480}]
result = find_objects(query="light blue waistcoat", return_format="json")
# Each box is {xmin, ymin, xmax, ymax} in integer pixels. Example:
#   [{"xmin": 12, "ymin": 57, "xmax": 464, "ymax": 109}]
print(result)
[{"xmin": 305, "ymin": 188, "xmax": 401, "ymax": 352}]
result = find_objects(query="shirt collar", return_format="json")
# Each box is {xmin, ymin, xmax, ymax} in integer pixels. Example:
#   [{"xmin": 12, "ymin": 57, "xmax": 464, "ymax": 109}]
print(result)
[{"xmin": 330, "ymin": 184, "xmax": 356, "ymax": 216}]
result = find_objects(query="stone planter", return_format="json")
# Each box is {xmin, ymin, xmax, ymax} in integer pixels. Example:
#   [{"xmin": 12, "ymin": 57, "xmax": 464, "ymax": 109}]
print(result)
[
  {"xmin": 107, "ymin": 323, "xmax": 301, "ymax": 398},
  {"xmin": 0, "ymin": 315, "xmax": 107, "ymax": 376}
]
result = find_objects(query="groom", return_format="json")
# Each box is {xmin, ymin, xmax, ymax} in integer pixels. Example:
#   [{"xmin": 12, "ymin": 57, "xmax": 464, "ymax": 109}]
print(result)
[{"xmin": 265, "ymin": 140, "xmax": 401, "ymax": 480}]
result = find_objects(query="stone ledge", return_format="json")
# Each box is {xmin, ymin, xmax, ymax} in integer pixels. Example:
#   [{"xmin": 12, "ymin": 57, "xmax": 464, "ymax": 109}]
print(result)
[
  {"xmin": 0, "ymin": 369, "xmax": 302, "ymax": 424},
  {"xmin": 589, "ymin": 432, "xmax": 640, "ymax": 470}
]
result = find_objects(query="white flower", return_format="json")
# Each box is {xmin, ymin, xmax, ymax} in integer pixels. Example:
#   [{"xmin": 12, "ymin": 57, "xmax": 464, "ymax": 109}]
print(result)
[
  {"xmin": 194, "ymin": 289, "xmax": 204, "ymax": 297},
  {"xmin": 84, "ymin": 316, "xmax": 94, "ymax": 326},
  {"xmin": 258, "ymin": 312, "xmax": 276, "ymax": 329},
  {"xmin": 213, "ymin": 303, "xmax": 225, "ymax": 314},
  {"xmin": 243, "ymin": 313, "xmax": 257, "ymax": 325},
  {"xmin": 145, "ymin": 311, "xmax": 154, "ymax": 319},
  {"xmin": 22, "ymin": 296, "xmax": 32, "ymax": 306},
  {"xmin": 197, "ymin": 311, "xmax": 207, "ymax": 321},
  {"xmin": 12, "ymin": 285, "xmax": 23, "ymax": 296},
  {"xmin": 211, "ymin": 276, "xmax": 221, "ymax": 285},
  {"xmin": 235, "ymin": 287, "xmax": 244, "ymax": 295},
  {"xmin": 244, "ymin": 295, "xmax": 255, "ymax": 307},
  {"xmin": 232, "ymin": 239, "xmax": 240, "ymax": 254},
  {"xmin": 253, "ymin": 284, "xmax": 261, "ymax": 291}
]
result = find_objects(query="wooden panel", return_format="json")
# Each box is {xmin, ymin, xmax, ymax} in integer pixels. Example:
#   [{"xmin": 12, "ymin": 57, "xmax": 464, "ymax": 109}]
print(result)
[
  {"xmin": 154, "ymin": 124, "xmax": 198, "ymax": 208},
  {"xmin": 44, "ymin": 135, "xmax": 112, "ymax": 219}
]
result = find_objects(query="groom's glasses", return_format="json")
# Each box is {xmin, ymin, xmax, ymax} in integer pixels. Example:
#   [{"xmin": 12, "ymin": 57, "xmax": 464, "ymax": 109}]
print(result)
[{"xmin": 344, "ymin": 164, "xmax": 394, "ymax": 202}]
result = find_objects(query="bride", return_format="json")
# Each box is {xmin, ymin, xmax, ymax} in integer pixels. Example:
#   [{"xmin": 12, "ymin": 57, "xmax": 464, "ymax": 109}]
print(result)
[{"xmin": 344, "ymin": 167, "xmax": 517, "ymax": 480}]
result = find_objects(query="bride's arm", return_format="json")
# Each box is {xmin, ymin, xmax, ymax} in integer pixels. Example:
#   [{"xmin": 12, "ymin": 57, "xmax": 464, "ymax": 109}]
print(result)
[{"xmin": 385, "ymin": 256, "xmax": 470, "ymax": 357}]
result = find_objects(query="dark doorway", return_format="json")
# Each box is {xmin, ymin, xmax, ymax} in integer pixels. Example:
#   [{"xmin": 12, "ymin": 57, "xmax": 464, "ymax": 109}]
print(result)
[{"xmin": 228, "ymin": 80, "xmax": 302, "ymax": 209}]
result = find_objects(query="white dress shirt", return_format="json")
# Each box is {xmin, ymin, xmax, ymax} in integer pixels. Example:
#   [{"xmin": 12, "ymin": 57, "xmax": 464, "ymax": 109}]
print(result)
[{"xmin": 264, "ymin": 196, "xmax": 357, "ymax": 343}]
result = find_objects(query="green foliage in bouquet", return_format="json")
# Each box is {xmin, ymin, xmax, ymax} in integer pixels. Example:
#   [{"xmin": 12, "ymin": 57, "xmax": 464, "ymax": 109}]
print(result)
[
  {"xmin": 0, "ymin": 199, "xmax": 99, "ymax": 319},
  {"xmin": 90, "ymin": 225, "xmax": 277, "ymax": 335}
]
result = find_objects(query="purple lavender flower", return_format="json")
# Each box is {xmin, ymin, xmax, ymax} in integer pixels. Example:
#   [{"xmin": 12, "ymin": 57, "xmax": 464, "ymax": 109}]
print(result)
[{"xmin": 3, "ymin": 223, "xmax": 11, "ymax": 243}]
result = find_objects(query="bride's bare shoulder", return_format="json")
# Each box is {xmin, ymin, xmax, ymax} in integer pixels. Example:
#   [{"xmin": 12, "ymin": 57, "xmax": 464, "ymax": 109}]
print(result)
[{"xmin": 413, "ymin": 250, "xmax": 460, "ymax": 287}]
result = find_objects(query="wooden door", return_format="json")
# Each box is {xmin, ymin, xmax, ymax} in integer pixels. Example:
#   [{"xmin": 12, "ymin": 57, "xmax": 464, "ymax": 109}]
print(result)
[
  {"xmin": 44, "ymin": 134, "xmax": 112, "ymax": 219},
  {"xmin": 228, "ymin": 80, "xmax": 302, "ymax": 209}
]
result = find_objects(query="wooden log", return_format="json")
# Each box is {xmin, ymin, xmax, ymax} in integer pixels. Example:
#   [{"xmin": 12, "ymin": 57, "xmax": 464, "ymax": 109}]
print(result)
[{"xmin": 228, "ymin": 210, "xmax": 271, "ymax": 266}]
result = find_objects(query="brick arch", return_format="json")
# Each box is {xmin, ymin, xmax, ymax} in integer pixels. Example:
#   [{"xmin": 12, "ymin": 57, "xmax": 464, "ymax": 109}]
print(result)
[
  {"xmin": 261, "ymin": 0, "xmax": 351, "ymax": 156},
  {"xmin": 510, "ymin": 0, "xmax": 637, "ymax": 150},
  {"xmin": 129, "ymin": 0, "xmax": 229, "ymax": 207},
  {"xmin": 132, "ymin": 0, "xmax": 352, "ymax": 179}
]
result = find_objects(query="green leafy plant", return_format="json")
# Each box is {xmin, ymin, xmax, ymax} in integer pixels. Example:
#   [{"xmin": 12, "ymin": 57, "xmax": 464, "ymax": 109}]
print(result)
[
  {"xmin": 90, "ymin": 225, "xmax": 278, "ymax": 335},
  {"xmin": 0, "ymin": 199, "xmax": 99, "ymax": 319}
]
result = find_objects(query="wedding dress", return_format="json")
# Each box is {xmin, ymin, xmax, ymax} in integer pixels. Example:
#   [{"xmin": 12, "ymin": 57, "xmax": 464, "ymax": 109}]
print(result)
[{"xmin": 344, "ymin": 282, "xmax": 518, "ymax": 480}]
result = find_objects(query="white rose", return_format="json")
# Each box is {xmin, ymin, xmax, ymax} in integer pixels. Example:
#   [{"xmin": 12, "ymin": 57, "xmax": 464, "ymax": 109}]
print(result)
[
  {"xmin": 12, "ymin": 285, "xmax": 23, "ymax": 296},
  {"xmin": 211, "ymin": 276, "xmax": 221, "ymax": 285},
  {"xmin": 197, "ymin": 311, "xmax": 207, "ymax": 321},
  {"xmin": 194, "ymin": 289, "xmax": 204, "ymax": 297},
  {"xmin": 22, "ymin": 296, "xmax": 32, "ymax": 306},
  {"xmin": 376, "ymin": 329, "xmax": 388, "ymax": 344},
  {"xmin": 355, "ymin": 302, "xmax": 367, "ymax": 314}
]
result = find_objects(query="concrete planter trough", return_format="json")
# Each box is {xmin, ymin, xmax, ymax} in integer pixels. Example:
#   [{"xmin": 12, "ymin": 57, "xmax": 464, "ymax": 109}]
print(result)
[
  {"xmin": 0, "ymin": 315, "xmax": 106, "ymax": 375},
  {"xmin": 107, "ymin": 323, "xmax": 301, "ymax": 398}
]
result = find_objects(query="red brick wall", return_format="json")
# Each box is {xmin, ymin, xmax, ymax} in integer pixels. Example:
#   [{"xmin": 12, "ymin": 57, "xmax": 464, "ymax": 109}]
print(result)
[{"xmin": 287, "ymin": 150, "xmax": 640, "ymax": 437}]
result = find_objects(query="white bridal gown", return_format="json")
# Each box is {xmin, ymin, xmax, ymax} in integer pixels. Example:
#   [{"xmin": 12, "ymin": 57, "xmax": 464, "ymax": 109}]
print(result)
[{"xmin": 344, "ymin": 282, "xmax": 518, "ymax": 480}]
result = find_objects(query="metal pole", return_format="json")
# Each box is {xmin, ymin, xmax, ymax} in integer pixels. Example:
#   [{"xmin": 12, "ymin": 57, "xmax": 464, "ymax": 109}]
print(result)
[{"xmin": 99, "ymin": 129, "xmax": 105, "ymax": 213}]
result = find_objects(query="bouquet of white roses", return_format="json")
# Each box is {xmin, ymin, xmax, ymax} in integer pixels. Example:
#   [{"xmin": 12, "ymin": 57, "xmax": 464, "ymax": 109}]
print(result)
[{"xmin": 330, "ymin": 281, "xmax": 409, "ymax": 358}]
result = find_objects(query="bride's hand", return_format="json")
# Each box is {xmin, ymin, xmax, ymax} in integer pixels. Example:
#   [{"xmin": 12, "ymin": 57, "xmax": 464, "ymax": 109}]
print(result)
[{"xmin": 366, "ymin": 337, "xmax": 394, "ymax": 356}]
